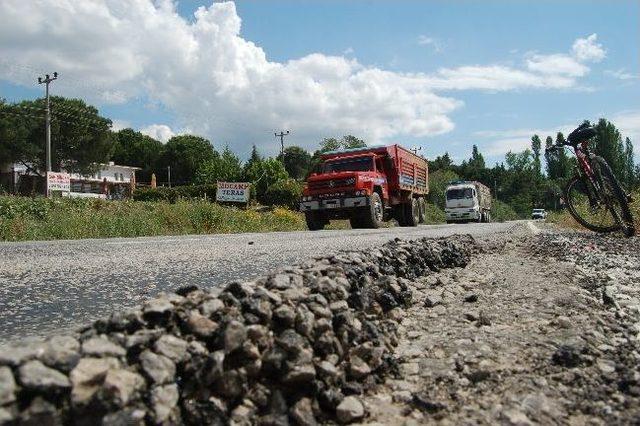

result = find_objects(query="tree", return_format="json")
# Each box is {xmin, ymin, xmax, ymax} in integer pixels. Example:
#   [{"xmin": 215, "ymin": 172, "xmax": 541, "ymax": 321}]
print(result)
[
  {"xmin": 623, "ymin": 137, "xmax": 636, "ymax": 188},
  {"xmin": 160, "ymin": 135, "xmax": 216, "ymax": 185},
  {"xmin": 244, "ymin": 157, "xmax": 289, "ymax": 201},
  {"xmin": 427, "ymin": 169, "xmax": 460, "ymax": 208},
  {"xmin": 111, "ymin": 128, "xmax": 164, "ymax": 182},
  {"xmin": 342, "ymin": 135, "xmax": 366, "ymax": 149},
  {"xmin": 531, "ymin": 135, "xmax": 542, "ymax": 177},
  {"xmin": 0, "ymin": 97, "xmax": 114, "ymax": 175},
  {"xmin": 593, "ymin": 118, "xmax": 625, "ymax": 180},
  {"xmin": 429, "ymin": 152, "xmax": 453, "ymax": 172},
  {"xmin": 278, "ymin": 146, "xmax": 312, "ymax": 180},
  {"xmin": 195, "ymin": 146, "xmax": 243, "ymax": 185},
  {"xmin": 318, "ymin": 137, "xmax": 341, "ymax": 152}
]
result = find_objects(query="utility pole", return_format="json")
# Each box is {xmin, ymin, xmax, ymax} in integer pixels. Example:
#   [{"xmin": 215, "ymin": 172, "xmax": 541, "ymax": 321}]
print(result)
[
  {"xmin": 274, "ymin": 130, "xmax": 290, "ymax": 158},
  {"xmin": 411, "ymin": 146, "xmax": 422, "ymax": 155},
  {"xmin": 167, "ymin": 166, "xmax": 171, "ymax": 188},
  {"xmin": 38, "ymin": 72, "xmax": 58, "ymax": 173}
]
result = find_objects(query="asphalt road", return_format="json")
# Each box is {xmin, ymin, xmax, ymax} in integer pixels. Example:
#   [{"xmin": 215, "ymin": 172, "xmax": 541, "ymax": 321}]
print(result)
[{"xmin": 0, "ymin": 222, "xmax": 520, "ymax": 342}]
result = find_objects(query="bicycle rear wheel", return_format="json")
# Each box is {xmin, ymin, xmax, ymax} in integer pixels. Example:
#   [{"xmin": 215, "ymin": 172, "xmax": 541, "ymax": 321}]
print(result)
[{"xmin": 593, "ymin": 156, "xmax": 635, "ymax": 237}]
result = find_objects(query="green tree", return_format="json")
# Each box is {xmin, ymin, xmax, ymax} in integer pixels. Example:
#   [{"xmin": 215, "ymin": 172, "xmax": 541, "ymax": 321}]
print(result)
[
  {"xmin": 111, "ymin": 128, "xmax": 164, "ymax": 182},
  {"xmin": 278, "ymin": 146, "xmax": 312, "ymax": 180},
  {"xmin": 623, "ymin": 137, "xmax": 636, "ymax": 187},
  {"xmin": 0, "ymin": 97, "xmax": 113, "ymax": 175},
  {"xmin": 318, "ymin": 137, "xmax": 341, "ymax": 152},
  {"xmin": 195, "ymin": 146, "xmax": 243, "ymax": 185},
  {"xmin": 244, "ymin": 157, "xmax": 289, "ymax": 201},
  {"xmin": 593, "ymin": 118, "xmax": 625, "ymax": 179},
  {"xmin": 341, "ymin": 135, "xmax": 366, "ymax": 149},
  {"xmin": 160, "ymin": 135, "xmax": 216, "ymax": 185},
  {"xmin": 429, "ymin": 152, "xmax": 453, "ymax": 172},
  {"xmin": 531, "ymin": 135, "xmax": 542, "ymax": 177},
  {"xmin": 427, "ymin": 169, "xmax": 460, "ymax": 208}
]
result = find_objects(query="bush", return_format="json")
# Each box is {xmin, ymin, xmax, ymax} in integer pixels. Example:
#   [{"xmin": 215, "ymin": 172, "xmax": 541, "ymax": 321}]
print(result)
[
  {"xmin": 262, "ymin": 179, "xmax": 303, "ymax": 210},
  {"xmin": 133, "ymin": 184, "xmax": 218, "ymax": 203},
  {"xmin": 491, "ymin": 200, "xmax": 520, "ymax": 222}
]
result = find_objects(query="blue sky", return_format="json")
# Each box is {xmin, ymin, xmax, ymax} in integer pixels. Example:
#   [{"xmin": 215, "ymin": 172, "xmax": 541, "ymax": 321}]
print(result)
[{"xmin": 1, "ymin": 0, "xmax": 638, "ymax": 164}]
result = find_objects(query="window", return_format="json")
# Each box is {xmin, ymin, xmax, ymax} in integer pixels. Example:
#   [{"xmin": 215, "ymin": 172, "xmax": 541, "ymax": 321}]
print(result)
[
  {"xmin": 446, "ymin": 188, "xmax": 473, "ymax": 200},
  {"xmin": 323, "ymin": 157, "xmax": 373, "ymax": 173}
]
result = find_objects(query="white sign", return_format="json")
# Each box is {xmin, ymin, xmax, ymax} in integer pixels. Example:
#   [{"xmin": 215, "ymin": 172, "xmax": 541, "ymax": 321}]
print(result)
[
  {"xmin": 216, "ymin": 182, "xmax": 250, "ymax": 203},
  {"xmin": 47, "ymin": 172, "xmax": 71, "ymax": 193}
]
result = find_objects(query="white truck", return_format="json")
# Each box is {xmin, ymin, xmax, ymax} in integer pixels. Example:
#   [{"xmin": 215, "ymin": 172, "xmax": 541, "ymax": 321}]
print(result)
[{"xmin": 444, "ymin": 180, "xmax": 492, "ymax": 223}]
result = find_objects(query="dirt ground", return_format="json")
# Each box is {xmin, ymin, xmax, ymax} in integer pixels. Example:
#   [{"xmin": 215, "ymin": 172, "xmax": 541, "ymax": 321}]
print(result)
[{"xmin": 361, "ymin": 224, "xmax": 640, "ymax": 425}]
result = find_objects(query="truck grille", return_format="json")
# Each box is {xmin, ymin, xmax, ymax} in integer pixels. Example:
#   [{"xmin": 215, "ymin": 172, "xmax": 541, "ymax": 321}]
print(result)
[{"xmin": 308, "ymin": 178, "xmax": 352, "ymax": 190}]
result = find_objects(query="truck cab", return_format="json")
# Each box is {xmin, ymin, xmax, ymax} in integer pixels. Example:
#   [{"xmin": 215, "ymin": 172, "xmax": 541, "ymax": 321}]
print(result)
[{"xmin": 444, "ymin": 181, "xmax": 492, "ymax": 223}]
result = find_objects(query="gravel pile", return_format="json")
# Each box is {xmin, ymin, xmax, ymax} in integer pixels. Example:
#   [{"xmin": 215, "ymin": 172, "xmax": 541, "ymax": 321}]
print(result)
[{"xmin": 0, "ymin": 236, "xmax": 472, "ymax": 425}]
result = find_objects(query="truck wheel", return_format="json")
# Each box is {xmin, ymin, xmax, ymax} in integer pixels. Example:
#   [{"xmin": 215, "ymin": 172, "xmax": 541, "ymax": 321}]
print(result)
[
  {"xmin": 417, "ymin": 197, "xmax": 426, "ymax": 224},
  {"xmin": 349, "ymin": 215, "xmax": 362, "ymax": 229},
  {"xmin": 402, "ymin": 198, "xmax": 419, "ymax": 227},
  {"xmin": 305, "ymin": 212, "xmax": 325, "ymax": 231},
  {"xmin": 360, "ymin": 192, "xmax": 384, "ymax": 228}
]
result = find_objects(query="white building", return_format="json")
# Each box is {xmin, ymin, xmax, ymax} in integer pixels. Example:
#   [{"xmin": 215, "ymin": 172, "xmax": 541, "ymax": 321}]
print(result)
[{"xmin": 1, "ymin": 161, "xmax": 140, "ymax": 198}]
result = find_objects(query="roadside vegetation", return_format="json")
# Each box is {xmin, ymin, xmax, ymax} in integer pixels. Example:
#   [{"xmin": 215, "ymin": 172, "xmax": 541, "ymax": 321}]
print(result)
[
  {"xmin": 546, "ymin": 190, "xmax": 640, "ymax": 232},
  {"xmin": 0, "ymin": 196, "xmax": 306, "ymax": 241}
]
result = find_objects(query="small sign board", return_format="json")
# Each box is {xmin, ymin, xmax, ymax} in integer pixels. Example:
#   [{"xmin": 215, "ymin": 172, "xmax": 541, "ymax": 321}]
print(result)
[
  {"xmin": 216, "ymin": 182, "xmax": 250, "ymax": 203},
  {"xmin": 47, "ymin": 172, "xmax": 71, "ymax": 193}
]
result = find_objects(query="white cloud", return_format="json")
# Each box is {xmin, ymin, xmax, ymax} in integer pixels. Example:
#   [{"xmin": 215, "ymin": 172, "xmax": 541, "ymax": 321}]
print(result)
[
  {"xmin": 476, "ymin": 124, "xmax": 575, "ymax": 157},
  {"xmin": 612, "ymin": 110, "xmax": 640, "ymax": 143},
  {"xmin": 417, "ymin": 35, "xmax": 443, "ymax": 52},
  {"xmin": 140, "ymin": 124, "xmax": 176, "ymax": 143},
  {"xmin": 572, "ymin": 34, "xmax": 606, "ymax": 62},
  {"xmin": 110, "ymin": 119, "xmax": 131, "ymax": 132},
  {"xmin": 0, "ymin": 1, "xmax": 607, "ymax": 156},
  {"xmin": 605, "ymin": 68, "xmax": 638, "ymax": 80}
]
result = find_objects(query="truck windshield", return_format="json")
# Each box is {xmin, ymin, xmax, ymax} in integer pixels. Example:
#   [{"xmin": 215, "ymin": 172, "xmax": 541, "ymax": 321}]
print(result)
[
  {"xmin": 447, "ymin": 188, "xmax": 473, "ymax": 200},
  {"xmin": 323, "ymin": 157, "xmax": 373, "ymax": 173}
]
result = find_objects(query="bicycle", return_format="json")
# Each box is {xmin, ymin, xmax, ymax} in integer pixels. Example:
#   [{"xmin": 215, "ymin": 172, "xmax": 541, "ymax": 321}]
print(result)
[{"xmin": 546, "ymin": 122, "xmax": 635, "ymax": 237}]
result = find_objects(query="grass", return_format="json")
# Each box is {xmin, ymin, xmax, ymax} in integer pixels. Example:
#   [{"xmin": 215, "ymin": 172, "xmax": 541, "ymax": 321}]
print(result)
[
  {"xmin": 547, "ymin": 190, "xmax": 640, "ymax": 232},
  {"xmin": 0, "ymin": 196, "xmax": 306, "ymax": 242},
  {"xmin": 0, "ymin": 196, "xmax": 452, "ymax": 242}
]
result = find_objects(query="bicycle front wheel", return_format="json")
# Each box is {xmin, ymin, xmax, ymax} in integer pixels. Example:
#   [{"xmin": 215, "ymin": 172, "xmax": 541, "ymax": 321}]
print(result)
[{"xmin": 564, "ymin": 175, "xmax": 620, "ymax": 233}]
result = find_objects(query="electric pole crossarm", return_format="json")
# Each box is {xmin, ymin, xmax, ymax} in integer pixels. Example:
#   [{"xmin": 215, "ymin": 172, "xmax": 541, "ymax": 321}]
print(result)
[{"xmin": 274, "ymin": 130, "xmax": 290, "ymax": 158}]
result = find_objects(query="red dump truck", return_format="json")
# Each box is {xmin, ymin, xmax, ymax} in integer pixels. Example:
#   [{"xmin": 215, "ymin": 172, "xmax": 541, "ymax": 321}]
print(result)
[{"xmin": 300, "ymin": 144, "xmax": 429, "ymax": 230}]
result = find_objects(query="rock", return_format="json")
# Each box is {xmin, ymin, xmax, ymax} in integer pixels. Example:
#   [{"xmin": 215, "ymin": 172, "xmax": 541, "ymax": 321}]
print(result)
[
  {"xmin": 273, "ymin": 305, "xmax": 296, "ymax": 326},
  {"xmin": 597, "ymin": 359, "xmax": 616, "ymax": 374},
  {"xmin": 139, "ymin": 350, "xmax": 175, "ymax": 384},
  {"xmin": 552, "ymin": 344, "xmax": 583, "ymax": 368},
  {"xmin": 154, "ymin": 335, "xmax": 189, "ymax": 363},
  {"xmin": 336, "ymin": 395, "xmax": 365, "ymax": 423},
  {"xmin": 143, "ymin": 296, "xmax": 174, "ymax": 319},
  {"xmin": 464, "ymin": 312, "xmax": 478, "ymax": 322},
  {"xmin": 19, "ymin": 360, "xmax": 70, "ymax": 392},
  {"xmin": 464, "ymin": 293, "xmax": 478, "ymax": 303},
  {"xmin": 502, "ymin": 409, "xmax": 533, "ymax": 426},
  {"xmin": 20, "ymin": 396, "xmax": 61, "ymax": 425},
  {"xmin": 201, "ymin": 298, "xmax": 225, "ymax": 317},
  {"xmin": 102, "ymin": 408, "xmax": 146, "ymax": 425},
  {"xmin": 316, "ymin": 360, "xmax": 338, "ymax": 378},
  {"xmin": 477, "ymin": 311, "xmax": 492, "ymax": 326},
  {"xmin": 0, "ymin": 366, "xmax": 16, "ymax": 405},
  {"xmin": 269, "ymin": 274, "xmax": 292, "ymax": 290},
  {"xmin": 348, "ymin": 356, "xmax": 372, "ymax": 379},
  {"xmin": 290, "ymin": 397, "xmax": 317, "ymax": 426},
  {"xmin": 424, "ymin": 295, "xmax": 442, "ymax": 308},
  {"xmin": 225, "ymin": 321, "xmax": 248, "ymax": 353},
  {"xmin": 284, "ymin": 361, "xmax": 316, "ymax": 385},
  {"xmin": 603, "ymin": 286, "xmax": 617, "ymax": 306},
  {"xmin": 276, "ymin": 329, "xmax": 308, "ymax": 354},
  {"xmin": 102, "ymin": 368, "xmax": 146, "ymax": 407},
  {"xmin": 0, "ymin": 406, "xmax": 15, "ymax": 424},
  {"xmin": 0, "ymin": 343, "xmax": 44, "ymax": 366},
  {"xmin": 41, "ymin": 335, "xmax": 81, "ymax": 372},
  {"xmin": 151, "ymin": 384, "xmax": 179, "ymax": 423},
  {"xmin": 70, "ymin": 357, "xmax": 121, "ymax": 405},
  {"xmin": 186, "ymin": 311, "xmax": 219, "ymax": 338},
  {"xmin": 82, "ymin": 336, "xmax": 126, "ymax": 357}
]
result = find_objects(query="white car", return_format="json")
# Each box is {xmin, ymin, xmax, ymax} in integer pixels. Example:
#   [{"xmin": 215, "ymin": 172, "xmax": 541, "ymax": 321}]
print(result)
[{"xmin": 531, "ymin": 209, "xmax": 547, "ymax": 220}]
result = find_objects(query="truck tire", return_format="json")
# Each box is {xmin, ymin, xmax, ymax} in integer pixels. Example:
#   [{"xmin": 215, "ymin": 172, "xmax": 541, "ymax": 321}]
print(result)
[
  {"xmin": 305, "ymin": 211, "xmax": 326, "ymax": 231},
  {"xmin": 359, "ymin": 192, "xmax": 384, "ymax": 229},
  {"xmin": 417, "ymin": 197, "xmax": 427, "ymax": 224},
  {"xmin": 402, "ymin": 198, "xmax": 419, "ymax": 227}
]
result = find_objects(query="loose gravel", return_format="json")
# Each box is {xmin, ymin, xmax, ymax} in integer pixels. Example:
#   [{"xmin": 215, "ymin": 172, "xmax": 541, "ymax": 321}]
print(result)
[{"xmin": 0, "ymin": 236, "xmax": 473, "ymax": 424}]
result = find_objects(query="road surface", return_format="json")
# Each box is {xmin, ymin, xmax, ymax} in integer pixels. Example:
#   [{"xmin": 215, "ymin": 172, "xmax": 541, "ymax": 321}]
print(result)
[{"xmin": 0, "ymin": 222, "xmax": 519, "ymax": 342}]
